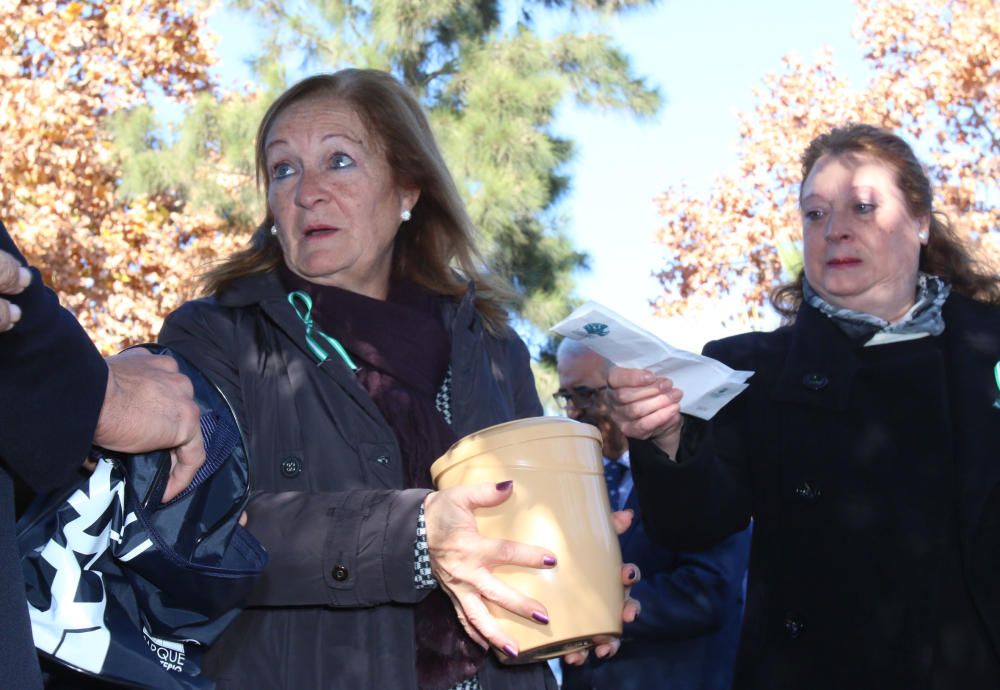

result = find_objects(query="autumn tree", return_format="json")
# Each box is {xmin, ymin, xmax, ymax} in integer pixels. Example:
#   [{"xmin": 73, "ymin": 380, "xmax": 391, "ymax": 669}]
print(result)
[
  {"xmin": 115, "ymin": 0, "xmax": 662, "ymax": 331},
  {"xmin": 653, "ymin": 0, "xmax": 999, "ymax": 324},
  {"xmin": 0, "ymin": 0, "xmax": 248, "ymax": 351}
]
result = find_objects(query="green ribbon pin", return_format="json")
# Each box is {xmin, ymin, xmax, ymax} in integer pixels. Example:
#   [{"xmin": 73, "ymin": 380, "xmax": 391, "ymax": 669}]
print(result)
[
  {"xmin": 994, "ymin": 361, "xmax": 1000, "ymax": 409},
  {"xmin": 288, "ymin": 291, "xmax": 360, "ymax": 373}
]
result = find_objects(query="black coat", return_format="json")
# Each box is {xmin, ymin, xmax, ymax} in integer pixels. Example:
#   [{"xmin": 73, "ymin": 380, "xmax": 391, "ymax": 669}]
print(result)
[
  {"xmin": 0, "ymin": 222, "xmax": 108, "ymax": 690},
  {"xmin": 562, "ymin": 485, "xmax": 750, "ymax": 690},
  {"xmin": 631, "ymin": 294, "xmax": 1000, "ymax": 690},
  {"xmin": 159, "ymin": 269, "xmax": 556, "ymax": 690}
]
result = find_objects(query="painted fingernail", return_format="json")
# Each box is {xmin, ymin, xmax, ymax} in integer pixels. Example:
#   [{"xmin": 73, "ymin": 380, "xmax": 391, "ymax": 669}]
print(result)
[
  {"xmin": 17, "ymin": 267, "xmax": 31, "ymax": 289},
  {"xmin": 543, "ymin": 555, "xmax": 557, "ymax": 566},
  {"xmin": 8, "ymin": 304, "xmax": 21, "ymax": 323},
  {"xmin": 503, "ymin": 644, "xmax": 518, "ymax": 658},
  {"xmin": 495, "ymin": 480, "xmax": 513, "ymax": 491},
  {"xmin": 627, "ymin": 567, "xmax": 637, "ymax": 581},
  {"xmin": 531, "ymin": 610, "xmax": 549, "ymax": 624}
]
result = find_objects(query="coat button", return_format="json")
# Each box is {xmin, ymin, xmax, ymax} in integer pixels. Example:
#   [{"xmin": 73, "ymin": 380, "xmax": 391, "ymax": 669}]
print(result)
[
  {"xmin": 280, "ymin": 456, "xmax": 303, "ymax": 478},
  {"xmin": 375, "ymin": 454, "xmax": 391, "ymax": 466},
  {"xmin": 784, "ymin": 616, "xmax": 804, "ymax": 639},
  {"xmin": 793, "ymin": 481, "xmax": 821, "ymax": 503},
  {"xmin": 802, "ymin": 372, "xmax": 829, "ymax": 390},
  {"xmin": 332, "ymin": 565, "xmax": 349, "ymax": 581}
]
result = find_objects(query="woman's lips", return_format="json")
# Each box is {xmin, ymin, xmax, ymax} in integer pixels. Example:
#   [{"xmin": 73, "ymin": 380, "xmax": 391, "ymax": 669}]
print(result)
[
  {"xmin": 827, "ymin": 257, "xmax": 861, "ymax": 267},
  {"xmin": 303, "ymin": 225, "xmax": 338, "ymax": 239}
]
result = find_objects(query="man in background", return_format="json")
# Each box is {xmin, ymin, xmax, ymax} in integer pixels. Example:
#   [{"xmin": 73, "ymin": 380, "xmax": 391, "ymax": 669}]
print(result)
[
  {"xmin": 1, "ymin": 221, "xmax": 205, "ymax": 690},
  {"xmin": 556, "ymin": 339, "xmax": 750, "ymax": 690}
]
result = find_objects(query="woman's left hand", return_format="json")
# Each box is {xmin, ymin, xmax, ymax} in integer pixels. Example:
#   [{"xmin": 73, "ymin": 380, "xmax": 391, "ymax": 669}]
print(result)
[
  {"xmin": 562, "ymin": 508, "xmax": 642, "ymax": 666},
  {"xmin": 423, "ymin": 480, "xmax": 558, "ymax": 657}
]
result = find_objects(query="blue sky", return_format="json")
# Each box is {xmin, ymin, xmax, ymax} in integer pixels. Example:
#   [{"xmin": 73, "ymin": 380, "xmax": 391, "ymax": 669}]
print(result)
[
  {"xmin": 550, "ymin": 0, "xmax": 871, "ymax": 350},
  {"xmin": 209, "ymin": 0, "xmax": 871, "ymax": 351}
]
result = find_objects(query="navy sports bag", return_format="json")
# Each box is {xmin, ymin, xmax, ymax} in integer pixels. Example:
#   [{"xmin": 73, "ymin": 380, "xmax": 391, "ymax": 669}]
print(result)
[{"xmin": 17, "ymin": 345, "xmax": 267, "ymax": 689}]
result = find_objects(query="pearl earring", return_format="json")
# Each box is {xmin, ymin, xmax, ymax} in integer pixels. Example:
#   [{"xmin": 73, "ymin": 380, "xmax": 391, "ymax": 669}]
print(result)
[
  {"xmin": 400, "ymin": 209, "xmax": 412, "ymax": 222},
  {"xmin": 918, "ymin": 231, "xmax": 928, "ymax": 242},
  {"xmin": 270, "ymin": 225, "xmax": 278, "ymax": 236}
]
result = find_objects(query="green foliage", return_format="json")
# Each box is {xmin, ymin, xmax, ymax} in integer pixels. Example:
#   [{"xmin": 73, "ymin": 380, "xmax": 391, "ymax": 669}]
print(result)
[
  {"xmin": 111, "ymin": 0, "xmax": 661, "ymax": 338},
  {"xmin": 109, "ymin": 90, "xmax": 270, "ymax": 227}
]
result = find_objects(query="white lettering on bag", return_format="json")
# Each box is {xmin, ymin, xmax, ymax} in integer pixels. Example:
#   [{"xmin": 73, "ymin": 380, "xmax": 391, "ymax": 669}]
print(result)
[
  {"xmin": 28, "ymin": 460, "xmax": 125, "ymax": 672},
  {"xmin": 143, "ymin": 627, "xmax": 187, "ymax": 673}
]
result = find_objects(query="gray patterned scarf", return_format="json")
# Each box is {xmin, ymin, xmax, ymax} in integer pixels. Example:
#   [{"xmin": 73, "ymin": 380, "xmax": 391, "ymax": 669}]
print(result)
[{"xmin": 803, "ymin": 272, "xmax": 950, "ymax": 344}]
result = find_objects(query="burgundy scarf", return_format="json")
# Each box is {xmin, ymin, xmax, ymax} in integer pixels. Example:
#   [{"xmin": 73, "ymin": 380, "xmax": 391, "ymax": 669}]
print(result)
[{"xmin": 279, "ymin": 266, "xmax": 487, "ymax": 689}]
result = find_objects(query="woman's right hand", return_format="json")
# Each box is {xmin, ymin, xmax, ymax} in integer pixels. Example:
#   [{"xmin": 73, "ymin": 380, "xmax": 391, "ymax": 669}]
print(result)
[
  {"xmin": 422, "ymin": 480, "xmax": 557, "ymax": 658},
  {"xmin": 607, "ymin": 366, "xmax": 685, "ymax": 459},
  {"xmin": 562, "ymin": 509, "xmax": 642, "ymax": 666}
]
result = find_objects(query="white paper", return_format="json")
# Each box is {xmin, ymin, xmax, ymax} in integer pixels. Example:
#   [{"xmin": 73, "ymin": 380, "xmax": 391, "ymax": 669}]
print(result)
[{"xmin": 551, "ymin": 301, "xmax": 753, "ymax": 420}]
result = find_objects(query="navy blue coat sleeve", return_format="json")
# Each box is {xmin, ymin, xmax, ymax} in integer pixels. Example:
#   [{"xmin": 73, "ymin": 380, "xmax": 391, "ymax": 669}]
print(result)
[
  {"xmin": 0, "ymin": 221, "xmax": 107, "ymax": 492},
  {"xmin": 625, "ymin": 526, "xmax": 750, "ymax": 642}
]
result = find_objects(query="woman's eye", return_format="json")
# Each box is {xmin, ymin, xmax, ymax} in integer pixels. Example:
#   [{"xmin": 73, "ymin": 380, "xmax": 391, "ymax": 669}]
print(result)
[
  {"xmin": 855, "ymin": 202, "xmax": 875, "ymax": 213},
  {"xmin": 272, "ymin": 163, "xmax": 295, "ymax": 180},
  {"xmin": 803, "ymin": 209, "xmax": 825, "ymax": 221},
  {"xmin": 330, "ymin": 153, "xmax": 355, "ymax": 169}
]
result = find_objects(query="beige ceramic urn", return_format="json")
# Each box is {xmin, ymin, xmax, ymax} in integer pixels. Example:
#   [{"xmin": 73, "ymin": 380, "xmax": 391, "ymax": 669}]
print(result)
[{"xmin": 430, "ymin": 417, "xmax": 624, "ymax": 663}]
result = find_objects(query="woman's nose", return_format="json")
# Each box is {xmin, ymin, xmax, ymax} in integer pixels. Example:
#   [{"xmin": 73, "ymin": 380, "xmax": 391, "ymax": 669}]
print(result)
[
  {"xmin": 824, "ymin": 209, "xmax": 853, "ymax": 241},
  {"xmin": 295, "ymin": 169, "xmax": 328, "ymax": 207}
]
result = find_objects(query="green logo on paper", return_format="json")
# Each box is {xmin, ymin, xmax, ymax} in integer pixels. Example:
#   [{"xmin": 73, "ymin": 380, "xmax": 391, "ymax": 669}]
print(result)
[{"xmin": 584, "ymin": 322, "xmax": 610, "ymax": 337}]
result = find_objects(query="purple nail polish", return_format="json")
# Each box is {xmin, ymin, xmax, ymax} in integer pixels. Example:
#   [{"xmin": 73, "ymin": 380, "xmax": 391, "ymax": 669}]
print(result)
[
  {"xmin": 543, "ymin": 555, "xmax": 557, "ymax": 567},
  {"xmin": 503, "ymin": 644, "xmax": 518, "ymax": 658},
  {"xmin": 532, "ymin": 611, "xmax": 549, "ymax": 624},
  {"xmin": 495, "ymin": 480, "xmax": 513, "ymax": 491}
]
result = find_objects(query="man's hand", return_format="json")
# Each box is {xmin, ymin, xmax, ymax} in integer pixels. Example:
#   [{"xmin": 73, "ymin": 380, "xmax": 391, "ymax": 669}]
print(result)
[
  {"xmin": 95, "ymin": 349, "xmax": 206, "ymax": 502},
  {"xmin": 0, "ymin": 249, "xmax": 31, "ymax": 332}
]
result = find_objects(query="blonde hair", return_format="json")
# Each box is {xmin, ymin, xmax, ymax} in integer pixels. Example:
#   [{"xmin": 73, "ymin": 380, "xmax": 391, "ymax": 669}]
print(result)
[{"xmin": 202, "ymin": 69, "xmax": 516, "ymax": 333}]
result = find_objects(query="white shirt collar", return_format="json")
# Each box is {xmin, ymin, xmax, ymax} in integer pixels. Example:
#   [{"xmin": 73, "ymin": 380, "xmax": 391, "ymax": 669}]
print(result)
[
  {"xmin": 864, "ymin": 330, "xmax": 931, "ymax": 347},
  {"xmin": 604, "ymin": 450, "xmax": 630, "ymax": 469}
]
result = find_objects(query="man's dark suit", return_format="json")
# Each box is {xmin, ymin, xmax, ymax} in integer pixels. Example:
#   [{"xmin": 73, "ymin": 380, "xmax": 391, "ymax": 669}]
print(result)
[
  {"xmin": 562, "ymin": 482, "xmax": 751, "ymax": 690},
  {"xmin": 0, "ymin": 221, "xmax": 108, "ymax": 690}
]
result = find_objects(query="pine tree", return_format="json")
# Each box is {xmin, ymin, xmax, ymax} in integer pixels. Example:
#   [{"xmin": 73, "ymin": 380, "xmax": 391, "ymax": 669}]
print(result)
[{"xmin": 114, "ymin": 0, "xmax": 662, "ymax": 332}]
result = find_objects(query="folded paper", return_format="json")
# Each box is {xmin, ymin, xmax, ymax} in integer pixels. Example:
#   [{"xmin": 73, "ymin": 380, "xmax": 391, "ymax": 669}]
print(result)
[{"xmin": 551, "ymin": 301, "xmax": 753, "ymax": 420}]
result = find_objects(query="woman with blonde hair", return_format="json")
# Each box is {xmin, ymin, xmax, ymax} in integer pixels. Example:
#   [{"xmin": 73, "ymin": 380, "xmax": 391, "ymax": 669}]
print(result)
[{"xmin": 160, "ymin": 68, "xmax": 638, "ymax": 690}]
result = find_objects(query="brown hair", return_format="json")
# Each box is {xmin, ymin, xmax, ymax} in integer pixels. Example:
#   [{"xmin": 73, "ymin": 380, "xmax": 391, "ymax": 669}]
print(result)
[
  {"xmin": 201, "ymin": 69, "xmax": 515, "ymax": 333},
  {"xmin": 771, "ymin": 123, "xmax": 1000, "ymax": 317}
]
